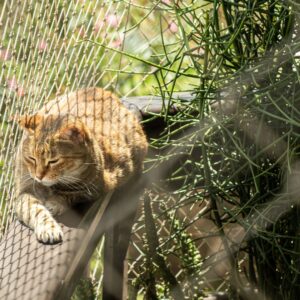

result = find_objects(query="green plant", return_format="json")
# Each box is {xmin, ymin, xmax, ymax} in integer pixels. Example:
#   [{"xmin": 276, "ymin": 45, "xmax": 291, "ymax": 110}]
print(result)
[
  {"xmin": 1, "ymin": 1, "xmax": 300, "ymax": 299},
  {"xmin": 124, "ymin": 1, "xmax": 300, "ymax": 299}
]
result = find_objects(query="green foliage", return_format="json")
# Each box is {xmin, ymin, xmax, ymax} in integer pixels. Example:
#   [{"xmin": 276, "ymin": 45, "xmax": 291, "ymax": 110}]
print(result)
[
  {"xmin": 1, "ymin": 1, "xmax": 300, "ymax": 299},
  {"xmin": 0, "ymin": 0, "xmax": 184, "ymax": 105},
  {"xmin": 71, "ymin": 277, "xmax": 96, "ymax": 300},
  {"xmin": 125, "ymin": 1, "xmax": 300, "ymax": 299}
]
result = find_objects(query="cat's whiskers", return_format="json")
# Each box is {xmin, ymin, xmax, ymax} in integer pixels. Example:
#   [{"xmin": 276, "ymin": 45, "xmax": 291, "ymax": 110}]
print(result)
[
  {"xmin": 58, "ymin": 178, "xmax": 78, "ymax": 189},
  {"xmin": 77, "ymin": 179, "xmax": 98, "ymax": 193},
  {"xmin": 21, "ymin": 174, "xmax": 31, "ymax": 181},
  {"xmin": 61, "ymin": 174, "xmax": 80, "ymax": 181},
  {"xmin": 59, "ymin": 176, "xmax": 86, "ymax": 190},
  {"xmin": 32, "ymin": 179, "xmax": 38, "ymax": 195},
  {"xmin": 59, "ymin": 175, "xmax": 81, "ymax": 185},
  {"xmin": 22, "ymin": 178, "xmax": 32, "ymax": 186},
  {"xmin": 59, "ymin": 175, "xmax": 99, "ymax": 195},
  {"xmin": 20, "ymin": 175, "xmax": 33, "ymax": 187}
]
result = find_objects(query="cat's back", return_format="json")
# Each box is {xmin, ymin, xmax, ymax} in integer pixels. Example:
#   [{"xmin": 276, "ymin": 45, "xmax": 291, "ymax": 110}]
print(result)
[
  {"xmin": 40, "ymin": 87, "xmax": 145, "ymax": 143},
  {"xmin": 41, "ymin": 87, "xmax": 140, "ymax": 135},
  {"xmin": 42, "ymin": 87, "xmax": 120, "ymax": 118}
]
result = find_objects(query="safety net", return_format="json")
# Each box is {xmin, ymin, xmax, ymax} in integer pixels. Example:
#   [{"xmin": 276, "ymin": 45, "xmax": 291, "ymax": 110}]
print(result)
[{"xmin": 1, "ymin": 1, "xmax": 300, "ymax": 299}]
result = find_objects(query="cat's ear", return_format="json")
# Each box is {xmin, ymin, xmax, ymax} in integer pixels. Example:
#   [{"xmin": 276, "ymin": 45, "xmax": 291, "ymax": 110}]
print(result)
[
  {"xmin": 16, "ymin": 114, "xmax": 43, "ymax": 133},
  {"xmin": 58, "ymin": 124, "xmax": 89, "ymax": 144}
]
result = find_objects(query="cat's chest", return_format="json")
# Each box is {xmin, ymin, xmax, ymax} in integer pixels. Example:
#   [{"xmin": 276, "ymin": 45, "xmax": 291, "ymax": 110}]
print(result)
[
  {"xmin": 29, "ymin": 181, "xmax": 97, "ymax": 204},
  {"xmin": 51, "ymin": 183, "xmax": 99, "ymax": 203},
  {"xmin": 31, "ymin": 184, "xmax": 55, "ymax": 201}
]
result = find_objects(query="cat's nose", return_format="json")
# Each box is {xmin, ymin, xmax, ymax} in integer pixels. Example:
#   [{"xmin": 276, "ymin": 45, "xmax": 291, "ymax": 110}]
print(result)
[
  {"xmin": 35, "ymin": 170, "xmax": 46, "ymax": 181},
  {"xmin": 36, "ymin": 174, "xmax": 43, "ymax": 181}
]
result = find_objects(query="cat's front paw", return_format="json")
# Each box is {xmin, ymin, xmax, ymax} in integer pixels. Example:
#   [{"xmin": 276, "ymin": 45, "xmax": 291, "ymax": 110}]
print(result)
[{"xmin": 35, "ymin": 220, "xmax": 63, "ymax": 244}]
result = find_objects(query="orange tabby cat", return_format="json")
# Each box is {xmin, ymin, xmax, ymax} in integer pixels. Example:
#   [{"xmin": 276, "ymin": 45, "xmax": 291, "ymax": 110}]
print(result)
[{"xmin": 14, "ymin": 87, "xmax": 147, "ymax": 244}]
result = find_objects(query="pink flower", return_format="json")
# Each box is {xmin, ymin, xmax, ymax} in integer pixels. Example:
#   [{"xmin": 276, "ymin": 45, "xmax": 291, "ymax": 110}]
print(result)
[
  {"xmin": 105, "ymin": 14, "xmax": 119, "ymax": 28},
  {"xmin": 7, "ymin": 78, "xmax": 18, "ymax": 90},
  {"xmin": 78, "ymin": 26, "xmax": 86, "ymax": 38},
  {"xmin": 7, "ymin": 77, "xmax": 25, "ymax": 97},
  {"xmin": 0, "ymin": 48, "xmax": 11, "ymax": 60},
  {"xmin": 38, "ymin": 40, "xmax": 48, "ymax": 51},
  {"xmin": 110, "ymin": 33, "xmax": 125, "ymax": 49},
  {"xmin": 169, "ymin": 21, "xmax": 178, "ymax": 33},
  {"xmin": 94, "ymin": 14, "xmax": 120, "ymax": 34},
  {"xmin": 17, "ymin": 86, "xmax": 25, "ymax": 97},
  {"xmin": 94, "ymin": 20, "xmax": 104, "ymax": 33},
  {"xmin": 196, "ymin": 47, "xmax": 205, "ymax": 56},
  {"xmin": 162, "ymin": 0, "xmax": 171, "ymax": 4},
  {"xmin": 110, "ymin": 38, "xmax": 122, "ymax": 48}
]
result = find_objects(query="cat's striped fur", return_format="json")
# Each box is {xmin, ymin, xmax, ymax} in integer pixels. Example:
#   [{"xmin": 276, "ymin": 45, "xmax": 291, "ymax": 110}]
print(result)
[{"xmin": 14, "ymin": 87, "xmax": 147, "ymax": 244}]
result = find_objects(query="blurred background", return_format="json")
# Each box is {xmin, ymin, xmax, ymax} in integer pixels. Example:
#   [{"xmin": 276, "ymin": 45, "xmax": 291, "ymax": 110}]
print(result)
[{"xmin": 1, "ymin": 0, "xmax": 300, "ymax": 299}]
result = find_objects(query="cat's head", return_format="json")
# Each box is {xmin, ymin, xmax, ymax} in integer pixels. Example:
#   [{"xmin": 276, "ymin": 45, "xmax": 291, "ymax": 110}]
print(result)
[{"xmin": 17, "ymin": 114, "xmax": 93, "ymax": 186}]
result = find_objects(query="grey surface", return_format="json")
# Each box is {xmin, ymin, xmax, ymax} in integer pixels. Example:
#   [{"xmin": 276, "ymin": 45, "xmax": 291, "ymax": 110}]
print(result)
[
  {"xmin": 121, "ymin": 93, "xmax": 194, "ymax": 116},
  {"xmin": 0, "ymin": 217, "xmax": 85, "ymax": 300}
]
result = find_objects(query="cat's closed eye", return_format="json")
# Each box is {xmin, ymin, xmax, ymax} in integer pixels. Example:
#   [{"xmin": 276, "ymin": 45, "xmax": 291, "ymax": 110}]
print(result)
[
  {"xmin": 47, "ymin": 158, "xmax": 60, "ymax": 166},
  {"xmin": 26, "ymin": 156, "xmax": 36, "ymax": 164}
]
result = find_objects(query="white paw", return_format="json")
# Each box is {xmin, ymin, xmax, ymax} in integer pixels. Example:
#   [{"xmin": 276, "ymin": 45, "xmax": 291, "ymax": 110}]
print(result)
[{"xmin": 35, "ymin": 220, "xmax": 63, "ymax": 244}]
